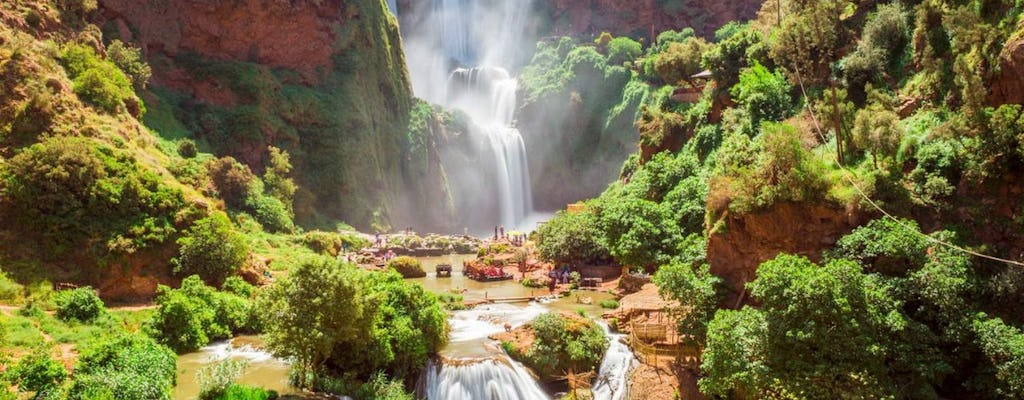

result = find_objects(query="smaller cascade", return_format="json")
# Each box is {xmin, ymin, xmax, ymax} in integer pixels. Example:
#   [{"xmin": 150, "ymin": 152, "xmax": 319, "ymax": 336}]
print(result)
[
  {"xmin": 419, "ymin": 356, "xmax": 551, "ymax": 400},
  {"xmin": 592, "ymin": 323, "xmax": 637, "ymax": 400}
]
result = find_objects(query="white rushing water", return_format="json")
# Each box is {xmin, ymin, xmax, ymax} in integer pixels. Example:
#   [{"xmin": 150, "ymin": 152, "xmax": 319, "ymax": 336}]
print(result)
[
  {"xmin": 420, "ymin": 356, "xmax": 551, "ymax": 400},
  {"xmin": 401, "ymin": 0, "xmax": 539, "ymax": 231},
  {"xmin": 592, "ymin": 323, "xmax": 638, "ymax": 400}
]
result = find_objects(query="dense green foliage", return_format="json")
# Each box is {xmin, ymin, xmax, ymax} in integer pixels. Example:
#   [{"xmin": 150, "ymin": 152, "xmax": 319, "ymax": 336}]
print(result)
[
  {"xmin": 701, "ymin": 255, "xmax": 948, "ymax": 398},
  {"xmin": 5, "ymin": 350, "xmax": 67, "ymax": 396},
  {"xmin": 0, "ymin": 136, "xmax": 185, "ymax": 259},
  {"xmin": 173, "ymin": 212, "xmax": 250, "ymax": 286},
  {"xmin": 535, "ymin": 209, "xmax": 611, "ymax": 266},
  {"xmin": 653, "ymin": 263, "xmax": 721, "ymax": 347},
  {"xmin": 54, "ymin": 287, "xmax": 105, "ymax": 323},
  {"xmin": 68, "ymin": 334, "xmax": 177, "ymax": 400},
  {"xmin": 149, "ymin": 275, "xmax": 258, "ymax": 352},
  {"xmin": 60, "ymin": 43, "xmax": 144, "ymax": 115},
  {"xmin": 506, "ymin": 312, "xmax": 608, "ymax": 381},
  {"xmin": 260, "ymin": 258, "xmax": 446, "ymax": 387}
]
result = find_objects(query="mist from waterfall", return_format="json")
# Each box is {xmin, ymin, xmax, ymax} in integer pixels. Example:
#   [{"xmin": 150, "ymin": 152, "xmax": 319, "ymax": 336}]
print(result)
[{"xmin": 398, "ymin": 0, "xmax": 541, "ymax": 232}]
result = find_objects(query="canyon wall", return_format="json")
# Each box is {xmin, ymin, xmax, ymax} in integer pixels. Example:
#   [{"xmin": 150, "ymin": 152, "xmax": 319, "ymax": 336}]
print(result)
[{"xmin": 99, "ymin": 0, "xmax": 425, "ymax": 229}]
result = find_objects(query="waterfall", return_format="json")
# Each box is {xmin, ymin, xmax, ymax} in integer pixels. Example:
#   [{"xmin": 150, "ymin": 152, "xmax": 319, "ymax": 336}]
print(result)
[
  {"xmin": 419, "ymin": 357, "xmax": 551, "ymax": 400},
  {"xmin": 592, "ymin": 323, "xmax": 637, "ymax": 400},
  {"xmin": 446, "ymin": 67, "xmax": 533, "ymax": 230},
  {"xmin": 400, "ymin": 0, "xmax": 540, "ymax": 232},
  {"xmin": 386, "ymin": 0, "xmax": 397, "ymax": 16}
]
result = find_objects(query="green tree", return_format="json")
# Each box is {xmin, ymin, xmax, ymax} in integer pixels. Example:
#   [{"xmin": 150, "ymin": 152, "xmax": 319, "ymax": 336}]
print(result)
[
  {"xmin": 515, "ymin": 312, "xmax": 608, "ymax": 380},
  {"xmin": 730, "ymin": 62, "xmax": 793, "ymax": 127},
  {"xmin": 262, "ymin": 146, "xmax": 296, "ymax": 215},
  {"xmin": 386, "ymin": 256, "xmax": 425, "ymax": 278},
  {"xmin": 852, "ymin": 106, "xmax": 904, "ymax": 168},
  {"xmin": 973, "ymin": 315, "xmax": 1024, "ymax": 398},
  {"xmin": 172, "ymin": 212, "xmax": 249, "ymax": 286},
  {"xmin": 535, "ymin": 209, "xmax": 611, "ymax": 266},
  {"xmin": 606, "ymin": 36, "xmax": 642, "ymax": 65},
  {"xmin": 653, "ymin": 263, "xmax": 721, "ymax": 347},
  {"xmin": 703, "ymin": 25, "xmax": 768, "ymax": 88},
  {"xmin": 654, "ymin": 37, "xmax": 711, "ymax": 85},
  {"xmin": 768, "ymin": 0, "xmax": 855, "ymax": 86},
  {"xmin": 595, "ymin": 195, "xmax": 681, "ymax": 269},
  {"xmin": 106, "ymin": 40, "xmax": 152, "ymax": 90},
  {"xmin": 54, "ymin": 286, "xmax": 105, "ymax": 323},
  {"xmin": 700, "ymin": 255, "xmax": 949, "ymax": 398},
  {"xmin": 149, "ymin": 275, "xmax": 255, "ymax": 353}
]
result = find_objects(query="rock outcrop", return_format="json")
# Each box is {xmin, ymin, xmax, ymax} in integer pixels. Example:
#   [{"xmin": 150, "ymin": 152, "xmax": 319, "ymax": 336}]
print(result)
[
  {"xmin": 706, "ymin": 202, "xmax": 862, "ymax": 306},
  {"xmin": 989, "ymin": 33, "xmax": 1024, "ymax": 106}
]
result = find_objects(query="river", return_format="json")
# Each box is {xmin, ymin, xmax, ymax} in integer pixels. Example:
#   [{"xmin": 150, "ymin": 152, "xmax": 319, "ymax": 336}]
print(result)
[{"xmin": 174, "ymin": 254, "xmax": 634, "ymax": 399}]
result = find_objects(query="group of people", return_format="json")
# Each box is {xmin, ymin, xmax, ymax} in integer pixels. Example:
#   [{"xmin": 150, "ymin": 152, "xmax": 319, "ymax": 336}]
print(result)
[
  {"xmin": 547, "ymin": 265, "xmax": 573, "ymax": 293},
  {"xmin": 382, "ymin": 249, "xmax": 397, "ymax": 263},
  {"xmin": 494, "ymin": 225, "xmax": 527, "ymax": 246}
]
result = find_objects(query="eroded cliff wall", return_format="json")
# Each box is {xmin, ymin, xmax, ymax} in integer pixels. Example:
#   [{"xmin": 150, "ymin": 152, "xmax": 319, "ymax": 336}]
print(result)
[{"xmin": 99, "ymin": 0, "xmax": 416, "ymax": 228}]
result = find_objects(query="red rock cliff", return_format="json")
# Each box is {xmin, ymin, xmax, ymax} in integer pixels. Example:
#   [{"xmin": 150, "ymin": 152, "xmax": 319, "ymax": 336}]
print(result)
[
  {"xmin": 99, "ymin": 0, "xmax": 347, "ymax": 83},
  {"xmin": 545, "ymin": 0, "xmax": 763, "ymax": 39},
  {"xmin": 706, "ymin": 202, "xmax": 862, "ymax": 306}
]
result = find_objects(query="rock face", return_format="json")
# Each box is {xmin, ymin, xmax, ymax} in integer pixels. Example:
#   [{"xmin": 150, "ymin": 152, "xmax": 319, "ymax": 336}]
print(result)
[
  {"xmin": 989, "ymin": 34, "xmax": 1024, "ymax": 105},
  {"xmin": 99, "ymin": 0, "xmax": 341, "ymax": 83},
  {"xmin": 706, "ymin": 202, "xmax": 862, "ymax": 306},
  {"xmin": 98, "ymin": 0, "xmax": 420, "ymax": 229},
  {"xmin": 544, "ymin": 0, "xmax": 763, "ymax": 39}
]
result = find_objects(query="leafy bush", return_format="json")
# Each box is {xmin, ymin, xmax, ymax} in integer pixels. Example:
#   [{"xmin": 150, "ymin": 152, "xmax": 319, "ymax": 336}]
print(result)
[
  {"xmin": 595, "ymin": 195, "xmax": 681, "ymax": 269},
  {"xmin": 972, "ymin": 315, "xmax": 1024, "ymax": 397},
  {"xmin": 6, "ymin": 350, "xmax": 67, "ymax": 394},
  {"xmin": 222, "ymin": 276, "xmax": 256, "ymax": 298},
  {"xmin": 606, "ymin": 36, "xmax": 642, "ymax": 65},
  {"xmin": 387, "ymin": 256, "xmax": 425, "ymax": 278},
  {"xmin": 0, "ymin": 136, "xmax": 184, "ymax": 256},
  {"xmin": 150, "ymin": 275, "xmax": 256, "ymax": 352},
  {"xmin": 244, "ymin": 184, "xmax": 295, "ymax": 233},
  {"xmin": 598, "ymin": 299, "xmax": 619, "ymax": 309},
  {"xmin": 54, "ymin": 287, "xmax": 105, "ymax": 323},
  {"xmin": 653, "ymin": 28, "xmax": 696, "ymax": 53},
  {"xmin": 68, "ymin": 334, "xmax": 177, "ymax": 400},
  {"xmin": 711, "ymin": 123, "xmax": 828, "ymax": 213},
  {"xmin": 208, "ymin": 157, "xmax": 257, "ymax": 209},
  {"xmin": 178, "ymin": 139, "xmax": 198, "ymax": 158},
  {"xmin": 198, "ymin": 359, "xmax": 247, "ymax": 400},
  {"xmin": 729, "ymin": 62, "xmax": 792, "ymax": 126},
  {"xmin": 262, "ymin": 146, "xmax": 296, "ymax": 215},
  {"xmin": 106, "ymin": 40, "xmax": 152, "ymax": 90},
  {"xmin": 515, "ymin": 312, "xmax": 608, "ymax": 380},
  {"xmin": 215, "ymin": 385, "xmax": 277, "ymax": 400},
  {"xmin": 60, "ymin": 44, "xmax": 142, "ymax": 115},
  {"xmin": 173, "ymin": 212, "xmax": 249, "ymax": 286},
  {"xmin": 654, "ymin": 37, "xmax": 711, "ymax": 85}
]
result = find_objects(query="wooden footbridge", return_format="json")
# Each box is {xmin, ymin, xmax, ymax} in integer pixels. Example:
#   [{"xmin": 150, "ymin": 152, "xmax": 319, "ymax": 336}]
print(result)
[{"xmin": 462, "ymin": 291, "xmax": 559, "ymax": 307}]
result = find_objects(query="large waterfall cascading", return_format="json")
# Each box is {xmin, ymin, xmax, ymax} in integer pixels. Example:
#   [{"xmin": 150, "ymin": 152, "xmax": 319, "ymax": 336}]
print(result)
[
  {"xmin": 592, "ymin": 323, "xmax": 638, "ymax": 400},
  {"xmin": 419, "ymin": 357, "xmax": 551, "ymax": 400},
  {"xmin": 401, "ymin": 0, "xmax": 540, "ymax": 232},
  {"xmin": 446, "ymin": 67, "xmax": 533, "ymax": 230}
]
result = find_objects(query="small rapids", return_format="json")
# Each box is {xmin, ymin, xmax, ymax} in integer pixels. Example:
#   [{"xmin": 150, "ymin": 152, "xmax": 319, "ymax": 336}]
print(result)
[
  {"xmin": 592, "ymin": 323, "xmax": 638, "ymax": 400},
  {"xmin": 418, "ymin": 356, "xmax": 551, "ymax": 400}
]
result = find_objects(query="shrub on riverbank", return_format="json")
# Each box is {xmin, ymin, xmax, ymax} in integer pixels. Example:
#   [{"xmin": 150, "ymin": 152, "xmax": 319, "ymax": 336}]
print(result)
[
  {"xmin": 387, "ymin": 256, "xmax": 425, "ymax": 278},
  {"xmin": 149, "ymin": 275, "xmax": 259, "ymax": 352},
  {"xmin": 504, "ymin": 312, "xmax": 608, "ymax": 381},
  {"xmin": 68, "ymin": 333, "xmax": 177, "ymax": 400}
]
